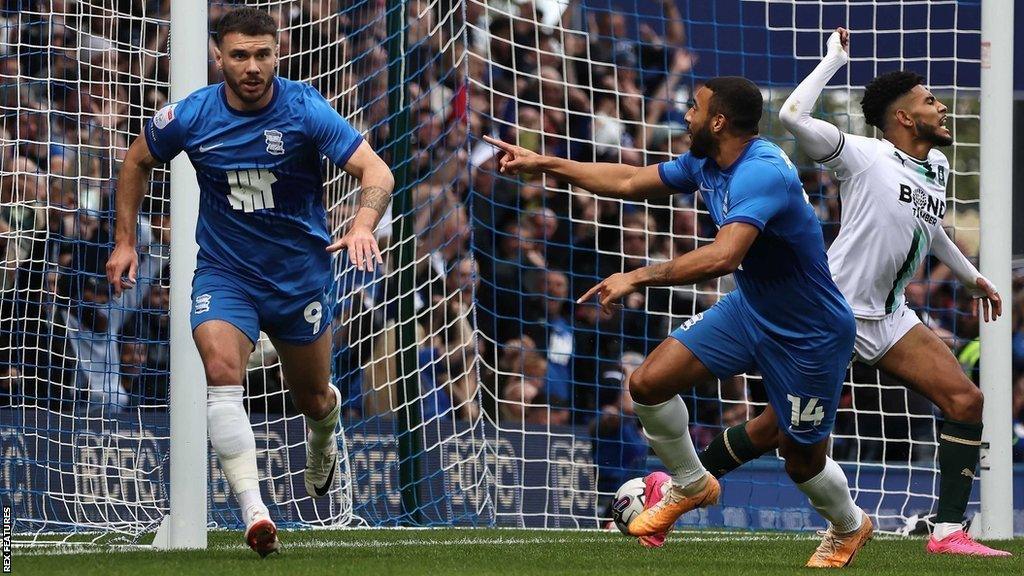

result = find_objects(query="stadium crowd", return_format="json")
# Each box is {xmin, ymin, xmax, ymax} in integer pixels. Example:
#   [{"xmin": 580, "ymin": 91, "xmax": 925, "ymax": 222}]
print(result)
[{"xmin": 0, "ymin": 0, "xmax": 1023, "ymax": 484}]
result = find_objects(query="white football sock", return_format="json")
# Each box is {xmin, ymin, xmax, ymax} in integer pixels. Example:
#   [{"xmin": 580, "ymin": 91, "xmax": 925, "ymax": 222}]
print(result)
[
  {"xmin": 208, "ymin": 385, "xmax": 264, "ymax": 512},
  {"xmin": 237, "ymin": 489, "xmax": 265, "ymax": 523},
  {"xmin": 933, "ymin": 522, "xmax": 963, "ymax": 540},
  {"xmin": 797, "ymin": 457, "xmax": 862, "ymax": 534},
  {"xmin": 632, "ymin": 396, "xmax": 707, "ymax": 490},
  {"xmin": 305, "ymin": 385, "xmax": 341, "ymax": 451}
]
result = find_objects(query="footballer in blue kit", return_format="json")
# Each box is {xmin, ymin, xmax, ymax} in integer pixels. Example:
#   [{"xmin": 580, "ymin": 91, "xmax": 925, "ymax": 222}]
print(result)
[
  {"xmin": 657, "ymin": 137, "xmax": 855, "ymax": 446},
  {"xmin": 485, "ymin": 76, "xmax": 870, "ymax": 566},
  {"xmin": 106, "ymin": 8, "xmax": 395, "ymax": 557}
]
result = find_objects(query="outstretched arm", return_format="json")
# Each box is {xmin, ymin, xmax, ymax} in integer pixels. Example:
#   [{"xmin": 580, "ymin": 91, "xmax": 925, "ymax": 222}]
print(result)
[
  {"xmin": 481, "ymin": 135, "xmax": 676, "ymax": 201},
  {"xmin": 930, "ymin": 229, "xmax": 1001, "ymax": 321},
  {"xmin": 778, "ymin": 28, "xmax": 849, "ymax": 161}
]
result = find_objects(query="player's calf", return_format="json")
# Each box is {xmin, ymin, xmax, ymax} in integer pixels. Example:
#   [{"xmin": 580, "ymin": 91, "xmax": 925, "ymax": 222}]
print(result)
[
  {"xmin": 698, "ymin": 411, "xmax": 778, "ymax": 478},
  {"xmin": 781, "ymin": 448, "xmax": 826, "ymax": 484}
]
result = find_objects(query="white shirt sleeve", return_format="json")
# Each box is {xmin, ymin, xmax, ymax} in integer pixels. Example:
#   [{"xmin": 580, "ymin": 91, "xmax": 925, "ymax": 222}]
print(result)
[
  {"xmin": 821, "ymin": 133, "xmax": 881, "ymax": 181},
  {"xmin": 778, "ymin": 53, "xmax": 845, "ymax": 162},
  {"xmin": 778, "ymin": 32, "xmax": 878, "ymax": 181},
  {"xmin": 930, "ymin": 228, "xmax": 988, "ymax": 296}
]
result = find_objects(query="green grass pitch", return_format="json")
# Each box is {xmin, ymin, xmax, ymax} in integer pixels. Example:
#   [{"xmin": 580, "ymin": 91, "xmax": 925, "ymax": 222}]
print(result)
[{"xmin": 11, "ymin": 529, "xmax": 1023, "ymax": 575}]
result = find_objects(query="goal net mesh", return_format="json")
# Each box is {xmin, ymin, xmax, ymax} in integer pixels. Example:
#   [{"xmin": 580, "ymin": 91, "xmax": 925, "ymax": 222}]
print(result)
[{"xmin": 0, "ymin": 0, "xmax": 985, "ymax": 541}]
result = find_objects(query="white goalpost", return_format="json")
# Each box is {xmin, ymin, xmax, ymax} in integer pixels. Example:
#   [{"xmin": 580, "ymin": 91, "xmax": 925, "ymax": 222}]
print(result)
[
  {"xmin": 977, "ymin": 0, "xmax": 1014, "ymax": 540},
  {"xmin": 155, "ymin": 0, "xmax": 208, "ymax": 550}
]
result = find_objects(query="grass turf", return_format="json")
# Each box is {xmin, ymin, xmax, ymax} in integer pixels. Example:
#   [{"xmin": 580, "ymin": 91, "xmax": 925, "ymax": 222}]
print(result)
[{"xmin": 11, "ymin": 529, "xmax": 1023, "ymax": 575}]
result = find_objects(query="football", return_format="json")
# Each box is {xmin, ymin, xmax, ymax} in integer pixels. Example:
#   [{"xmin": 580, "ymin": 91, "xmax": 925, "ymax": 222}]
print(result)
[{"xmin": 611, "ymin": 476, "xmax": 666, "ymax": 535}]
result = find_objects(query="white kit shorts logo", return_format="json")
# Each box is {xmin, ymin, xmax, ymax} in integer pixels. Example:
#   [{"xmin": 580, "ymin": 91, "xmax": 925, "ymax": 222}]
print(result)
[
  {"xmin": 152, "ymin": 103, "xmax": 178, "ymax": 129},
  {"xmin": 194, "ymin": 294, "xmax": 212, "ymax": 315},
  {"xmin": 265, "ymin": 129, "xmax": 285, "ymax": 155}
]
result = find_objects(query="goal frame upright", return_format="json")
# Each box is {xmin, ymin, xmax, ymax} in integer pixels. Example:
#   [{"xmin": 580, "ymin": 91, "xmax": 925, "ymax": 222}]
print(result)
[
  {"xmin": 977, "ymin": 0, "xmax": 1015, "ymax": 540},
  {"xmin": 153, "ymin": 0, "xmax": 209, "ymax": 550}
]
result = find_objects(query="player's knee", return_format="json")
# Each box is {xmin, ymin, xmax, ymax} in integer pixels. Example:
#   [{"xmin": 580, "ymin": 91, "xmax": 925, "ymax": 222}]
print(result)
[
  {"xmin": 292, "ymin": 385, "xmax": 334, "ymax": 419},
  {"xmin": 204, "ymin": 355, "xmax": 244, "ymax": 387},
  {"xmin": 783, "ymin": 457, "xmax": 819, "ymax": 484},
  {"xmin": 943, "ymin": 384, "xmax": 983, "ymax": 423},
  {"xmin": 628, "ymin": 366, "xmax": 666, "ymax": 406},
  {"xmin": 780, "ymin": 446, "xmax": 824, "ymax": 484}
]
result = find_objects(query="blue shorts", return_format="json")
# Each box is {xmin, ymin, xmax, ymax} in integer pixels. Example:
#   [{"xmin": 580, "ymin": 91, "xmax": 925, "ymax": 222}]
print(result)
[
  {"xmin": 670, "ymin": 292, "xmax": 855, "ymax": 445},
  {"xmin": 190, "ymin": 268, "xmax": 333, "ymax": 346}
]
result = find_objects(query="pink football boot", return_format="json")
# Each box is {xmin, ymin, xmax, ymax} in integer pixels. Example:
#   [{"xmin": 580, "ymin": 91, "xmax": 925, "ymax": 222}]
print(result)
[{"xmin": 926, "ymin": 530, "xmax": 1012, "ymax": 557}]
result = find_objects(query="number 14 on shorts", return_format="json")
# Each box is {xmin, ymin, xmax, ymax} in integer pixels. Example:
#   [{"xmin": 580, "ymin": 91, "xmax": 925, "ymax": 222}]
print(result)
[{"xmin": 787, "ymin": 394, "xmax": 825, "ymax": 427}]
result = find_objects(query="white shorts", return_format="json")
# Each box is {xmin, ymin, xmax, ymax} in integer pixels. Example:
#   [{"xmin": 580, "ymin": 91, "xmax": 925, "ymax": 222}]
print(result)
[{"xmin": 853, "ymin": 302, "xmax": 922, "ymax": 365}]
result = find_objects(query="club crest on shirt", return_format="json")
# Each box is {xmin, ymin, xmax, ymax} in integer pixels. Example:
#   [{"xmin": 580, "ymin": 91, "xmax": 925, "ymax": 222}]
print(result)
[
  {"xmin": 152, "ymin": 103, "xmax": 177, "ymax": 129},
  {"xmin": 265, "ymin": 129, "xmax": 285, "ymax": 155}
]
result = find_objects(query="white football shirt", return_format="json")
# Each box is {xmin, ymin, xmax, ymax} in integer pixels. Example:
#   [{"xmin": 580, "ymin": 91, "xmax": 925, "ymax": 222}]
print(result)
[{"xmin": 822, "ymin": 133, "xmax": 951, "ymax": 319}]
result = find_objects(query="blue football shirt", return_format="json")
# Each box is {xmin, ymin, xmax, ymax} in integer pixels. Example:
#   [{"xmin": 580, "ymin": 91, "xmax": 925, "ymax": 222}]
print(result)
[
  {"xmin": 658, "ymin": 138, "xmax": 852, "ymax": 343},
  {"xmin": 144, "ymin": 76, "xmax": 364, "ymax": 294}
]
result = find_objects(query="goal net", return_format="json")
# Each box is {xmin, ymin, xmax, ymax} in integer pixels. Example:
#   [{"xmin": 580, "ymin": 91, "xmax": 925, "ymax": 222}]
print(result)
[
  {"xmin": 0, "ymin": 0, "xmax": 998, "ymax": 543},
  {"xmin": 464, "ymin": 0, "xmax": 986, "ymax": 533}
]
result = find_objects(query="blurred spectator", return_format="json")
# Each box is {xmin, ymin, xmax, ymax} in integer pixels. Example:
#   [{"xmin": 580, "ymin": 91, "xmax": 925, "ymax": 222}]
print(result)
[
  {"xmin": 61, "ymin": 275, "xmax": 128, "ymax": 411},
  {"xmin": 801, "ymin": 170, "xmax": 841, "ymax": 246},
  {"xmin": 500, "ymin": 374, "xmax": 569, "ymax": 426},
  {"xmin": 524, "ymin": 270, "xmax": 574, "ymax": 405},
  {"xmin": 590, "ymin": 352, "xmax": 649, "ymax": 505},
  {"xmin": 118, "ymin": 337, "xmax": 150, "ymax": 407}
]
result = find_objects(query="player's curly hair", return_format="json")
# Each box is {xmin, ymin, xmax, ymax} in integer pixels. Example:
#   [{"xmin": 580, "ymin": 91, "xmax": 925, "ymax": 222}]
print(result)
[
  {"xmin": 860, "ymin": 70, "xmax": 925, "ymax": 130},
  {"xmin": 215, "ymin": 7, "xmax": 278, "ymax": 45}
]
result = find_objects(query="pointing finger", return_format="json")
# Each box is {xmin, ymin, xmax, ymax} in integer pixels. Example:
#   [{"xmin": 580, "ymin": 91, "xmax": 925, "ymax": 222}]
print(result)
[
  {"xmin": 482, "ymin": 135, "xmax": 514, "ymax": 152},
  {"xmin": 577, "ymin": 283, "xmax": 602, "ymax": 304}
]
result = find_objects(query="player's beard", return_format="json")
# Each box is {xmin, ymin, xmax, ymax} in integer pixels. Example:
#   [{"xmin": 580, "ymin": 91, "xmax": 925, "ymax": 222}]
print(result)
[
  {"xmin": 226, "ymin": 72, "xmax": 275, "ymax": 104},
  {"xmin": 915, "ymin": 119, "xmax": 953, "ymax": 147},
  {"xmin": 688, "ymin": 122, "xmax": 718, "ymax": 159}
]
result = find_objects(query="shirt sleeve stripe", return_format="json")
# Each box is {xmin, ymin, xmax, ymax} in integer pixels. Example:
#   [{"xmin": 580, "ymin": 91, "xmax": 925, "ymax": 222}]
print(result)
[{"xmin": 813, "ymin": 130, "xmax": 845, "ymax": 164}]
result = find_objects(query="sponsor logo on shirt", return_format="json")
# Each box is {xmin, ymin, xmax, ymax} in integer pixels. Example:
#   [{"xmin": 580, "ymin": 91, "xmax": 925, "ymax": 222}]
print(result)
[
  {"xmin": 199, "ymin": 142, "xmax": 225, "ymax": 153},
  {"xmin": 898, "ymin": 183, "xmax": 945, "ymax": 225}
]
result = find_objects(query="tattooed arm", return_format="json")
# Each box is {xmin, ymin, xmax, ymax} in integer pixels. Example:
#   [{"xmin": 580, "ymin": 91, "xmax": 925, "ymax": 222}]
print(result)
[
  {"xmin": 329, "ymin": 140, "xmax": 396, "ymax": 270},
  {"xmin": 577, "ymin": 223, "xmax": 759, "ymax": 312},
  {"xmin": 344, "ymin": 140, "xmax": 395, "ymax": 231},
  {"xmin": 633, "ymin": 223, "xmax": 758, "ymax": 287}
]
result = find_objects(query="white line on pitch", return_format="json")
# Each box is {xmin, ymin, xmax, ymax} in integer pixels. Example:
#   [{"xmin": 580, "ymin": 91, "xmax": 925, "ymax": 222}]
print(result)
[{"xmin": 14, "ymin": 533, "xmax": 812, "ymax": 557}]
